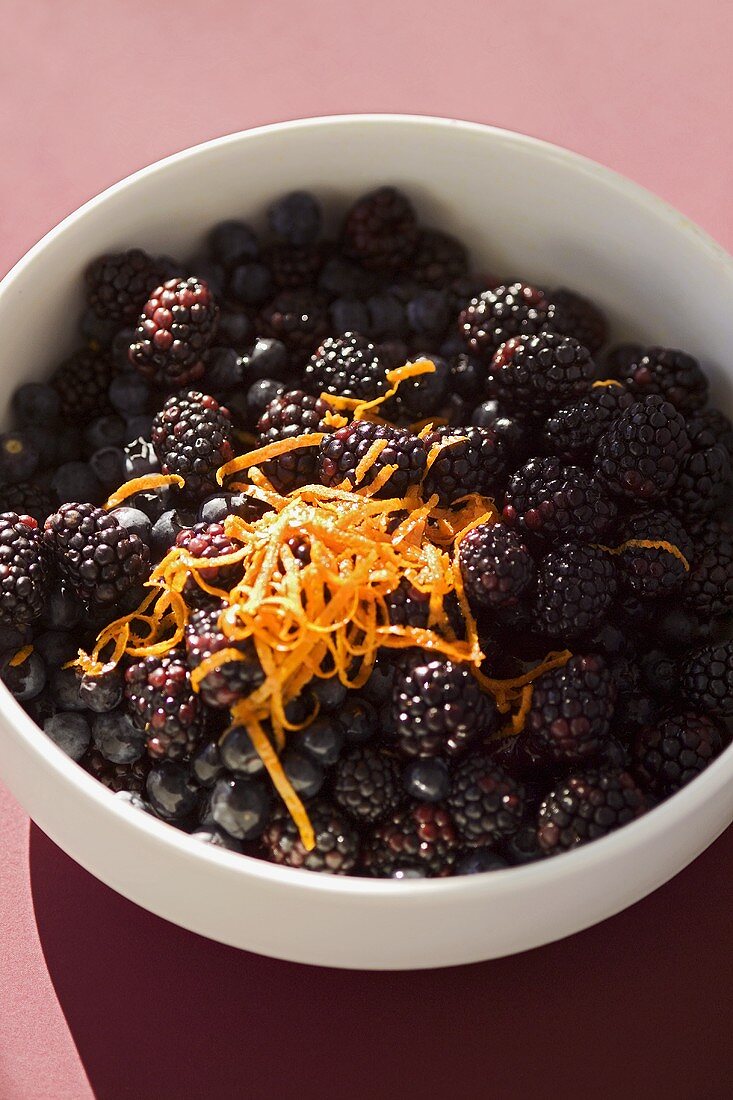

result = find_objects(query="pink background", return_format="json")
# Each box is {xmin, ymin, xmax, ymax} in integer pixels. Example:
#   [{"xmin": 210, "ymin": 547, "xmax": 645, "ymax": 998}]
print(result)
[{"xmin": 1, "ymin": 2, "xmax": 733, "ymax": 1097}]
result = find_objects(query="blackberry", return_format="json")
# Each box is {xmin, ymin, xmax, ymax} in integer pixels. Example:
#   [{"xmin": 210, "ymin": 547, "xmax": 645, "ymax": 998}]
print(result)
[
  {"xmin": 458, "ymin": 283, "xmax": 549, "ymax": 359},
  {"xmin": 421, "ymin": 425, "xmax": 506, "ymax": 505},
  {"xmin": 615, "ymin": 511, "xmax": 694, "ymax": 600},
  {"xmin": 681, "ymin": 641, "xmax": 733, "ymax": 717},
  {"xmin": 305, "ymin": 333, "xmax": 388, "ymax": 402},
  {"xmin": 363, "ymin": 802, "xmax": 459, "ymax": 877},
  {"xmin": 503, "ymin": 457, "xmax": 618, "ymax": 544},
  {"xmin": 342, "ymin": 186, "xmax": 418, "ymax": 272},
  {"xmin": 44, "ymin": 502, "xmax": 150, "ymax": 605},
  {"xmin": 537, "ymin": 769, "xmax": 646, "ymax": 855},
  {"xmin": 125, "ymin": 650, "xmax": 203, "ymax": 761},
  {"xmin": 633, "ymin": 712, "xmax": 725, "ymax": 797},
  {"xmin": 458, "ymin": 521, "xmax": 534, "ymax": 612},
  {"xmin": 129, "ymin": 277, "xmax": 219, "ymax": 387},
  {"xmin": 257, "ymin": 288, "xmax": 330, "ymax": 364},
  {"xmin": 470, "ymin": 399, "xmax": 531, "ymax": 463},
  {"xmin": 594, "ymin": 394, "xmax": 690, "ymax": 502},
  {"xmin": 391, "ymin": 658, "xmax": 497, "ymax": 757},
  {"xmin": 256, "ymin": 389, "xmax": 332, "ymax": 491},
  {"xmin": 263, "ymin": 241, "xmax": 325, "ymax": 289},
  {"xmin": 318, "ymin": 421, "xmax": 427, "ymax": 497},
  {"xmin": 333, "ymin": 745, "xmax": 401, "ymax": 823},
  {"xmin": 410, "ymin": 229, "xmax": 468, "ymax": 287},
  {"xmin": 151, "ymin": 391, "xmax": 234, "ymax": 500},
  {"xmin": 53, "ymin": 348, "xmax": 114, "ymax": 422},
  {"xmin": 669, "ymin": 443, "xmax": 731, "ymax": 521},
  {"xmin": 82, "ymin": 747, "xmax": 151, "ymax": 795},
  {"xmin": 175, "ymin": 522, "xmax": 243, "ymax": 590},
  {"xmin": 185, "ymin": 604, "xmax": 264, "ymax": 709},
  {"xmin": 543, "ymin": 382, "xmax": 635, "ymax": 460},
  {"xmin": 535, "ymin": 543, "xmax": 617, "ymax": 639},
  {"xmin": 520, "ymin": 653, "xmax": 616, "ymax": 765},
  {"xmin": 0, "ymin": 513, "xmax": 52, "ymax": 625},
  {"xmin": 384, "ymin": 578, "xmax": 430, "ymax": 628},
  {"xmin": 85, "ymin": 249, "xmax": 164, "ymax": 325},
  {"xmin": 262, "ymin": 799, "xmax": 360, "ymax": 874},
  {"xmin": 686, "ymin": 407, "xmax": 733, "ymax": 458},
  {"xmin": 545, "ymin": 287, "xmax": 608, "ymax": 354},
  {"xmin": 615, "ymin": 346, "xmax": 708, "ymax": 413},
  {"xmin": 685, "ymin": 520, "xmax": 733, "ymax": 619},
  {"xmin": 488, "ymin": 331, "xmax": 596, "ymax": 416},
  {"xmin": 448, "ymin": 754, "xmax": 526, "ymax": 846},
  {"xmin": 605, "ymin": 343, "xmax": 645, "ymax": 376}
]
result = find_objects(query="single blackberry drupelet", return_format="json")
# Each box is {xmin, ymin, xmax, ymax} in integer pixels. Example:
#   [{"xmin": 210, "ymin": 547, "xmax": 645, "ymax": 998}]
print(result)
[
  {"xmin": 333, "ymin": 745, "xmax": 401, "ymax": 824},
  {"xmin": 85, "ymin": 249, "xmax": 165, "ymax": 325},
  {"xmin": 685, "ymin": 520, "xmax": 733, "ymax": 619},
  {"xmin": 44, "ymin": 502, "xmax": 150, "ymax": 605},
  {"xmin": 615, "ymin": 346, "xmax": 708, "ymax": 413},
  {"xmin": 175, "ymin": 522, "xmax": 243, "ymax": 590},
  {"xmin": 129, "ymin": 277, "xmax": 219, "ymax": 388},
  {"xmin": 421, "ymin": 425, "xmax": 506, "ymax": 506},
  {"xmin": 342, "ymin": 186, "xmax": 419, "ymax": 272},
  {"xmin": 669, "ymin": 443, "xmax": 731, "ymax": 522},
  {"xmin": 256, "ymin": 389, "xmax": 333, "ymax": 492},
  {"xmin": 681, "ymin": 641, "xmax": 733, "ymax": 717},
  {"xmin": 304, "ymin": 332, "xmax": 388, "ymax": 402},
  {"xmin": 633, "ymin": 712, "xmax": 725, "ymax": 797},
  {"xmin": 488, "ymin": 331, "xmax": 596, "ymax": 416},
  {"xmin": 151, "ymin": 391, "xmax": 234, "ymax": 500},
  {"xmin": 537, "ymin": 769, "xmax": 647, "ymax": 855},
  {"xmin": 318, "ymin": 421, "xmax": 427, "ymax": 496},
  {"xmin": 615, "ymin": 511, "xmax": 694, "ymax": 599},
  {"xmin": 0, "ymin": 512, "xmax": 52, "ymax": 625},
  {"xmin": 383, "ymin": 578, "xmax": 430, "ymax": 629},
  {"xmin": 410, "ymin": 229, "xmax": 468, "ymax": 287},
  {"xmin": 53, "ymin": 348, "xmax": 113, "ymax": 422},
  {"xmin": 391, "ymin": 658, "xmax": 496, "ymax": 757},
  {"xmin": 520, "ymin": 653, "xmax": 616, "ymax": 765},
  {"xmin": 366, "ymin": 802, "xmax": 459, "ymax": 877},
  {"xmin": 262, "ymin": 799, "xmax": 360, "ymax": 873},
  {"xmin": 543, "ymin": 382, "xmax": 635, "ymax": 460},
  {"xmin": 458, "ymin": 283, "xmax": 549, "ymax": 360},
  {"xmin": 185, "ymin": 604, "xmax": 264, "ymax": 709},
  {"xmin": 594, "ymin": 394, "xmax": 690, "ymax": 502},
  {"xmin": 257, "ymin": 288, "xmax": 330, "ymax": 364},
  {"xmin": 503, "ymin": 456, "xmax": 618, "ymax": 544},
  {"xmin": 448, "ymin": 754, "xmax": 526, "ymax": 846},
  {"xmin": 0, "ymin": 482, "xmax": 55, "ymax": 525},
  {"xmin": 534, "ymin": 543, "xmax": 617, "ymax": 640},
  {"xmin": 458, "ymin": 521, "xmax": 534, "ymax": 612},
  {"xmin": 125, "ymin": 650, "xmax": 203, "ymax": 761},
  {"xmin": 545, "ymin": 287, "xmax": 608, "ymax": 354}
]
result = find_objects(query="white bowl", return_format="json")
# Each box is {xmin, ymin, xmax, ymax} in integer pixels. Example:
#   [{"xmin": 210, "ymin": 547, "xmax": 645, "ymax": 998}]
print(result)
[{"xmin": 1, "ymin": 115, "xmax": 733, "ymax": 970}]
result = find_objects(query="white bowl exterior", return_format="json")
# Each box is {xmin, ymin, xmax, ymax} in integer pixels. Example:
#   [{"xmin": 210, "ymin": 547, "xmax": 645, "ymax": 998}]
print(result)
[{"xmin": 1, "ymin": 116, "xmax": 733, "ymax": 969}]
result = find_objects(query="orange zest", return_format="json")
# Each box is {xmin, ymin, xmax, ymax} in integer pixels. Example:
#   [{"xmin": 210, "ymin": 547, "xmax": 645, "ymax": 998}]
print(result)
[
  {"xmin": 104, "ymin": 473, "xmax": 184, "ymax": 509},
  {"xmin": 9, "ymin": 645, "xmax": 33, "ymax": 667},
  {"xmin": 596, "ymin": 538, "xmax": 690, "ymax": 571}
]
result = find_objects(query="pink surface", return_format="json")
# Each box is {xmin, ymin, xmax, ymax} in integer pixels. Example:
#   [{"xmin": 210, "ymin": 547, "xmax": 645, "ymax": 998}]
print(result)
[{"xmin": 1, "ymin": 2, "xmax": 732, "ymax": 1097}]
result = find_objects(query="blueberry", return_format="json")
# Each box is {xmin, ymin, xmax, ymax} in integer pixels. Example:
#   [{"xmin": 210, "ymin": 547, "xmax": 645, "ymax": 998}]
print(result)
[
  {"xmin": 124, "ymin": 414, "xmax": 155, "ymax": 441},
  {"xmin": 129, "ymin": 489, "xmax": 171, "ymax": 524},
  {"xmin": 55, "ymin": 427, "xmax": 83, "ymax": 465},
  {"xmin": 109, "ymin": 506, "xmax": 152, "ymax": 544},
  {"xmin": 123, "ymin": 437, "xmax": 159, "ymax": 479},
  {"xmin": 1, "ymin": 651, "xmax": 46, "ymax": 701},
  {"xmin": 229, "ymin": 262, "xmax": 273, "ymax": 306},
  {"xmin": 240, "ymin": 337, "xmax": 289, "ymax": 382},
  {"xmin": 92, "ymin": 708, "xmax": 145, "ymax": 762},
  {"xmin": 395, "ymin": 353, "xmax": 449, "ymax": 418},
  {"xmin": 267, "ymin": 191, "xmax": 321, "ymax": 247},
  {"xmin": 282, "ymin": 749, "xmax": 325, "ymax": 798},
  {"xmin": 439, "ymin": 333, "xmax": 465, "ymax": 359},
  {"xmin": 455, "ymin": 848, "xmax": 509, "ymax": 875},
  {"xmin": 219, "ymin": 724, "xmax": 266, "ymax": 777},
  {"xmin": 210, "ymin": 776, "xmax": 270, "ymax": 839},
  {"xmin": 109, "ymin": 373, "xmax": 150, "ymax": 416},
  {"xmin": 52, "ymin": 461, "xmax": 102, "ymax": 504},
  {"xmin": 84, "ymin": 414, "xmax": 126, "ymax": 454},
  {"xmin": 362, "ymin": 662, "xmax": 395, "ymax": 706},
  {"xmin": 188, "ymin": 258, "xmax": 226, "ymax": 299},
  {"xmin": 0, "ymin": 622, "xmax": 32, "ymax": 650},
  {"xmin": 406, "ymin": 289, "xmax": 450, "ymax": 335},
  {"xmin": 641, "ymin": 650, "xmax": 678, "ymax": 697},
  {"xmin": 311, "ymin": 677, "xmax": 348, "ymax": 712},
  {"xmin": 39, "ymin": 585, "xmax": 84, "ymax": 631},
  {"xmin": 403, "ymin": 758, "xmax": 451, "ymax": 802},
  {"xmin": 293, "ymin": 715, "xmax": 345, "ymax": 766},
  {"xmin": 367, "ymin": 294, "xmax": 407, "ymax": 338},
  {"xmin": 80, "ymin": 669, "xmax": 124, "ymax": 713},
  {"xmin": 204, "ymin": 347, "xmax": 242, "ymax": 392},
  {"xmin": 191, "ymin": 741, "xmax": 225, "ymax": 787},
  {"xmin": 471, "ymin": 400, "xmax": 527, "ymax": 459},
  {"xmin": 49, "ymin": 666, "xmax": 85, "ymax": 711},
  {"xmin": 0, "ymin": 431, "xmax": 40, "ymax": 484},
  {"xmin": 330, "ymin": 298, "xmax": 369, "ymax": 335},
  {"xmin": 80, "ymin": 309, "xmax": 118, "ymax": 346},
  {"xmin": 34, "ymin": 630, "xmax": 79, "ymax": 667},
  {"xmin": 25, "ymin": 689, "xmax": 57, "ymax": 726},
  {"xmin": 191, "ymin": 826, "xmax": 243, "ymax": 851},
  {"xmin": 112, "ymin": 327, "xmax": 136, "ymax": 370},
  {"xmin": 43, "ymin": 712, "xmax": 91, "ymax": 761},
  {"xmin": 197, "ymin": 493, "xmax": 232, "ymax": 525},
  {"xmin": 451, "ymin": 353, "xmax": 486, "ymax": 401},
  {"xmin": 12, "ymin": 383, "xmax": 60, "ymax": 426},
  {"xmin": 146, "ymin": 761, "xmax": 199, "ymax": 821},
  {"xmin": 246, "ymin": 379, "xmax": 286, "ymax": 425},
  {"xmin": 89, "ymin": 446, "xmax": 125, "ymax": 488},
  {"xmin": 151, "ymin": 510, "xmax": 190, "ymax": 556},
  {"xmin": 217, "ymin": 309, "xmax": 253, "ymax": 350},
  {"xmin": 319, "ymin": 257, "xmax": 372, "ymax": 299},
  {"xmin": 208, "ymin": 220, "xmax": 259, "ymax": 268}
]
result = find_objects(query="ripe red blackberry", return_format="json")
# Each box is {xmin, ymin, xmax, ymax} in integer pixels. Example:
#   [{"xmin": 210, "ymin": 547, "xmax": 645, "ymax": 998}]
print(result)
[
  {"xmin": 458, "ymin": 283, "xmax": 549, "ymax": 359},
  {"xmin": 421, "ymin": 425, "xmax": 506, "ymax": 506},
  {"xmin": 669, "ymin": 442, "xmax": 731, "ymax": 522},
  {"xmin": 304, "ymin": 332, "xmax": 388, "ymax": 402},
  {"xmin": 342, "ymin": 186, "xmax": 418, "ymax": 272},
  {"xmin": 85, "ymin": 249, "xmax": 165, "ymax": 325},
  {"xmin": 0, "ymin": 512, "xmax": 52, "ymax": 625},
  {"xmin": 175, "ymin": 522, "xmax": 243, "ymax": 590},
  {"xmin": 458, "ymin": 521, "xmax": 534, "ymax": 613},
  {"xmin": 537, "ymin": 769, "xmax": 646, "ymax": 855},
  {"xmin": 82, "ymin": 747, "xmax": 150, "ymax": 795},
  {"xmin": 503, "ymin": 456, "xmax": 618, "ymax": 544},
  {"xmin": 333, "ymin": 745, "xmax": 401, "ymax": 824},
  {"xmin": 535, "ymin": 543, "xmax": 617, "ymax": 640},
  {"xmin": 125, "ymin": 650, "xmax": 203, "ymax": 761},
  {"xmin": 684, "ymin": 519, "xmax": 733, "ymax": 619},
  {"xmin": 129, "ymin": 277, "xmax": 219, "ymax": 388},
  {"xmin": 520, "ymin": 653, "xmax": 616, "ymax": 765},
  {"xmin": 262, "ymin": 799, "xmax": 360, "ymax": 873},
  {"xmin": 614, "ymin": 346, "xmax": 708, "ymax": 413},
  {"xmin": 53, "ymin": 348, "xmax": 114, "ymax": 422},
  {"xmin": 151, "ymin": 391, "xmax": 234, "ymax": 501},
  {"xmin": 594, "ymin": 394, "xmax": 690, "ymax": 502},
  {"xmin": 543, "ymin": 382, "xmax": 635, "ymax": 460},
  {"xmin": 0, "ymin": 482, "xmax": 54, "ymax": 525},
  {"xmin": 545, "ymin": 287, "xmax": 608, "ymax": 354},
  {"xmin": 448, "ymin": 754, "xmax": 526, "ymax": 846},
  {"xmin": 318, "ymin": 421, "xmax": 427, "ymax": 497},
  {"xmin": 390, "ymin": 657, "xmax": 497, "ymax": 757},
  {"xmin": 410, "ymin": 229, "xmax": 468, "ymax": 287},
  {"xmin": 681, "ymin": 641, "xmax": 733, "ymax": 717},
  {"xmin": 185, "ymin": 604, "xmax": 264, "ymax": 709},
  {"xmin": 363, "ymin": 802, "xmax": 459, "ymax": 877},
  {"xmin": 44, "ymin": 502, "xmax": 150, "ymax": 605},
  {"xmin": 384, "ymin": 578, "xmax": 430, "ymax": 629},
  {"xmin": 263, "ymin": 242, "xmax": 326, "ymax": 289},
  {"xmin": 256, "ymin": 389, "xmax": 332, "ymax": 491},
  {"xmin": 633, "ymin": 711, "xmax": 725, "ymax": 797},
  {"xmin": 615, "ymin": 510, "xmax": 695, "ymax": 599},
  {"xmin": 257, "ymin": 288, "xmax": 330, "ymax": 364},
  {"xmin": 488, "ymin": 331, "xmax": 596, "ymax": 416}
]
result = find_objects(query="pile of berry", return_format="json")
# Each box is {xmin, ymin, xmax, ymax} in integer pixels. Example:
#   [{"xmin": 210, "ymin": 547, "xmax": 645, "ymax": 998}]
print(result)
[{"xmin": 1, "ymin": 186, "xmax": 732, "ymax": 877}]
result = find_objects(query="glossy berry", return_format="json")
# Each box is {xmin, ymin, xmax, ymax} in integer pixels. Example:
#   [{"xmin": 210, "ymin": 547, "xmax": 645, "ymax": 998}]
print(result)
[
  {"xmin": 257, "ymin": 288, "xmax": 329, "ymax": 364},
  {"xmin": 615, "ymin": 511, "xmax": 694, "ymax": 599},
  {"xmin": 685, "ymin": 520, "xmax": 733, "ymax": 619},
  {"xmin": 305, "ymin": 332, "xmax": 388, "ymax": 402},
  {"xmin": 342, "ymin": 187, "xmax": 418, "ymax": 272},
  {"xmin": 363, "ymin": 802, "xmax": 459, "ymax": 877},
  {"xmin": 391, "ymin": 658, "xmax": 497, "ymax": 757},
  {"xmin": 535, "ymin": 543, "xmax": 617, "ymax": 640},
  {"xmin": 403, "ymin": 757, "xmax": 451, "ymax": 803},
  {"xmin": 146, "ymin": 761, "xmax": 199, "ymax": 821},
  {"xmin": 125, "ymin": 650, "xmax": 203, "ymax": 761},
  {"xmin": 333, "ymin": 745, "xmax": 401, "ymax": 823},
  {"xmin": 503, "ymin": 457, "xmax": 618, "ymax": 544},
  {"xmin": 615, "ymin": 346, "xmax": 708, "ymax": 413},
  {"xmin": 520, "ymin": 653, "xmax": 616, "ymax": 765},
  {"xmin": 185, "ymin": 604, "xmax": 264, "ymax": 709},
  {"xmin": 594, "ymin": 394, "xmax": 690, "ymax": 502},
  {"xmin": 421, "ymin": 425, "xmax": 506, "ymax": 505},
  {"xmin": 633, "ymin": 712, "xmax": 725, "ymax": 797},
  {"xmin": 0, "ymin": 512, "xmax": 52, "ymax": 625},
  {"xmin": 681, "ymin": 641, "xmax": 733, "ymax": 717},
  {"xmin": 151, "ymin": 391, "xmax": 234, "ymax": 501},
  {"xmin": 210, "ymin": 777, "xmax": 271, "ymax": 840},
  {"xmin": 85, "ymin": 249, "xmax": 164, "ymax": 325},
  {"xmin": 545, "ymin": 287, "xmax": 608, "ymax": 354},
  {"xmin": 91, "ymin": 709, "xmax": 146, "ymax": 764},
  {"xmin": 256, "ymin": 389, "xmax": 332, "ymax": 491},
  {"xmin": 448, "ymin": 754, "xmax": 526, "ymax": 845},
  {"xmin": 459, "ymin": 283, "xmax": 549, "ymax": 359},
  {"xmin": 537, "ymin": 769, "xmax": 646, "ymax": 855},
  {"xmin": 130, "ymin": 277, "xmax": 219, "ymax": 388},
  {"xmin": 318, "ymin": 420, "xmax": 427, "ymax": 497},
  {"xmin": 488, "ymin": 331, "xmax": 596, "ymax": 416},
  {"xmin": 263, "ymin": 800, "xmax": 360, "ymax": 874},
  {"xmin": 44, "ymin": 502, "xmax": 150, "ymax": 605},
  {"xmin": 459, "ymin": 521, "xmax": 534, "ymax": 613},
  {"xmin": 543, "ymin": 382, "xmax": 635, "ymax": 460}
]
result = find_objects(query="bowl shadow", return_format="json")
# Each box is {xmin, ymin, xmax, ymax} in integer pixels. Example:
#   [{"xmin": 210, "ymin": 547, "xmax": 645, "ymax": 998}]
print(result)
[{"xmin": 29, "ymin": 823, "xmax": 733, "ymax": 1100}]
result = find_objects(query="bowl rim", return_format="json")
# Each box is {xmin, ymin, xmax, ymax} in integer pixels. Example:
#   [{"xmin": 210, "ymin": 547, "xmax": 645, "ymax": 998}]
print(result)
[{"xmin": 2, "ymin": 111, "xmax": 733, "ymax": 900}]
